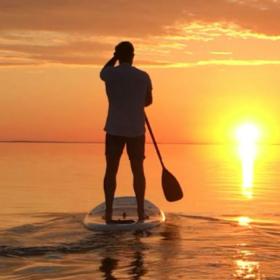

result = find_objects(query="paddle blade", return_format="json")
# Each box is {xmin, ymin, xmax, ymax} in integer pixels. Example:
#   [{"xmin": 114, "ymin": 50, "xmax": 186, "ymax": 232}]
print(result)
[{"xmin": 161, "ymin": 168, "xmax": 183, "ymax": 202}]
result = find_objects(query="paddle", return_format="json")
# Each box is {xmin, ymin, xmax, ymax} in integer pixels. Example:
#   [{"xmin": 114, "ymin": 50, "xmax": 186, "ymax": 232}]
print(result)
[{"xmin": 145, "ymin": 113, "xmax": 184, "ymax": 202}]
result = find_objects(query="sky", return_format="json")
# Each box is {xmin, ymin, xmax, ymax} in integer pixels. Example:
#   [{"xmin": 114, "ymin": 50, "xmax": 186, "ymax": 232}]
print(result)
[{"xmin": 1, "ymin": 0, "xmax": 280, "ymax": 143}]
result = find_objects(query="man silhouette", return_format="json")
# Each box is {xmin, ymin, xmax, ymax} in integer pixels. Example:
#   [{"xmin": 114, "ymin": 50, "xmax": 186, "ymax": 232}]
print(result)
[{"xmin": 100, "ymin": 41, "xmax": 153, "ymax": 223}]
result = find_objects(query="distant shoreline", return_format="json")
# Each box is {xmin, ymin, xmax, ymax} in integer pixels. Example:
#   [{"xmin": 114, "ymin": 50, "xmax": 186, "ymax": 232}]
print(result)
[
  {"xmin": 0, "ymin": 140, "xmax": 214, "ymax": 145},
  {"xmin": 0, "ymin": 141, "xmax": 279, "ymax": 145},
  {"xmin": 0, "ymin": 140, "xmax": 103, "ymax": 144}
]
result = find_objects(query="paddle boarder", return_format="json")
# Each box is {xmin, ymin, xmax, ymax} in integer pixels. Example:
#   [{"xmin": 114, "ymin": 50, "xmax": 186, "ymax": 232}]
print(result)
[{"xmin": 100, "ymin": 41, "xmax": 153, "ymax": 223}]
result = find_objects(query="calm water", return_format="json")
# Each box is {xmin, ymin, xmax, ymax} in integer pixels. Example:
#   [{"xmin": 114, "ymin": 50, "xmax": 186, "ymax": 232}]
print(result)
[{"xmin": 0, "ymin": 143, "xmax": 279, "ymax": 279}]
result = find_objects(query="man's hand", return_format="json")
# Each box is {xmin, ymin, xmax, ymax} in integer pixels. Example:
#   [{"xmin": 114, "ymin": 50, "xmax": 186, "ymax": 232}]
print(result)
[
  {"xmin": 104, "ymin": 54, "xmax": 118, "ymax": 68},
  {"xmin": 113, "ymin": 51, "xmax": 119, "ymax": 60}
]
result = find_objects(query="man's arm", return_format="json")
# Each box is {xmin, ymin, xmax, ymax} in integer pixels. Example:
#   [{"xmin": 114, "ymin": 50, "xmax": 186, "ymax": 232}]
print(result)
[
  {"xmin": 100, "ymin": 54, "xmax": 118, "ymax": 81},
  {"xmin": 103, "ymin": 54, "xmax": 118, "ymax": 68},
  {"xmin": 145, "ymin": 89, "xmax": 153, "ymax": 107},
  {"xmin": 145, "ymin": 75, "xmax": 153, "ymax": 106}
]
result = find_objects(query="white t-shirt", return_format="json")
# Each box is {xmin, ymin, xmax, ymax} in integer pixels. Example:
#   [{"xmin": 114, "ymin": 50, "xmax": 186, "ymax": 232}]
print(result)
[{"xmin": 100, "ymin": 63, "xmax": 152, "ymax": 137}]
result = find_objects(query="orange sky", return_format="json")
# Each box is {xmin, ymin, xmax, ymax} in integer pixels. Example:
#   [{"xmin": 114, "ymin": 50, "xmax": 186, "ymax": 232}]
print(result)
[{"xmin": 1, "ymin": 0, "xmax": 280, "ymax": 143}]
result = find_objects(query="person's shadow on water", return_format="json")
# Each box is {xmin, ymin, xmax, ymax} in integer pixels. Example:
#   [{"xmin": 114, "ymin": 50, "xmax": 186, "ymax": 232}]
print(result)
[
  {"xmin": 99, "ymin": 257, "xmax": 118, "ymax": 280},
  {"xmin": 99, "ymin": 250, "xmax": 146, "ymax": 280},
  {"xmin": 129, "ymin": 250, "xmax": 146, "ymax": 280},
  {"xmin": 99, "ymin": 232, "xmax": 147, "ymax": 280}
]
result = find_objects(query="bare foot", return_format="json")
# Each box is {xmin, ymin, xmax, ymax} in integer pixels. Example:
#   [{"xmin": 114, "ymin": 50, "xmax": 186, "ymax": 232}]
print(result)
[
  {"xmin": 137, "ymin": 214, "xmax": 149, "ymax": 223},
  {"xmin": 105, "ymin": 219, "xmax": 115, "ymax": 224},
  {"xmin": 105, "ymin": 212, "xmax": 112, "ymax": 224}
]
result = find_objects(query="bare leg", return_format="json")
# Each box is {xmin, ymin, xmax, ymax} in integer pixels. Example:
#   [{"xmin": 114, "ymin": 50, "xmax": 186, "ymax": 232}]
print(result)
[
  {"xmin": 130, "ymin": 159, "xmax": 146, "ymax": 221},
  {"xmin": 104, "ymin": 156, "xmax": 121, "ymax": 223}
]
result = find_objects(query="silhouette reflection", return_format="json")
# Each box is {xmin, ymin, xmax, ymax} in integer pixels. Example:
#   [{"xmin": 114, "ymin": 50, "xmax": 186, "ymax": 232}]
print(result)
[
  {"xmin": 99, "ymin": 257, "xmax": 118, "ymax": 280},
  {"xmin": 129, "ymin": 250, "xmax": 146, "ymax": 280},
  {"xmin": 98, "ymin": 232, "xmax": 147, "ymax": 280}
]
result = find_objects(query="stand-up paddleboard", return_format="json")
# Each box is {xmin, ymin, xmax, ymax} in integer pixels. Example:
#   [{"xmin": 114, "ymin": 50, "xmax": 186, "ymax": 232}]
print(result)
[{"xmin": 84, "ymin": 196, "xmax": 165, "ymax": 231}]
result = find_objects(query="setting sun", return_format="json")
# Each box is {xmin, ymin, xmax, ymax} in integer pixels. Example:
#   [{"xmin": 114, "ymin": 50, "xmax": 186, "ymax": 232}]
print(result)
[{"xmin": 236, "ymin": 124, "xmax": 260, "ymax": 144}]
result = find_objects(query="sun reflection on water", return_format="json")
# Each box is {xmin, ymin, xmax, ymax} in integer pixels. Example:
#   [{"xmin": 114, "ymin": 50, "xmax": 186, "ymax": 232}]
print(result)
[
  {"xmin": 234, "ymin": 246, "xmax": 261, "ymax": 280},
  {"xmin": 236, "ymin": 124, "xmax": 260, "ymax": 199},
  {"xmin": 238, "ymin": 216, "xmax": 252, "ymax": 227},
  {"xmin": 234, "ymin": 259, "xmax": 260, "ymax": 279}
]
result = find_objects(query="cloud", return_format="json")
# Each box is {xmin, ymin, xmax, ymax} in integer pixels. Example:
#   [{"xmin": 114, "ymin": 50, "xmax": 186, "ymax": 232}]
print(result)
[
  {"xmin": 0, "ymin": 32, "xmax": 113, "ymax": 65},
  {"xmin": 1, "ymin": 0, "xmax": 280, "ymax": 35},
  {"xmin": 164, "ymin": 59, "xmax": 280, "ymax": 68},
  {"xmin": 0, "ymin": 0, "xmax": 185, "ymax": 36},
  {"xmin": 1, "ymin": 0, "xmax": 181, "ymax": 38},
  {"xmin": 1, "ymin": 0, "xmax": 280, "ymax": 66}
]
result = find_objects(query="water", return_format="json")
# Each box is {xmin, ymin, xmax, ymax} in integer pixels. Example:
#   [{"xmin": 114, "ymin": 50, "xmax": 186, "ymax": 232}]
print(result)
[{"xmin": 0, "ymin": 143, "xmax": 279, "ymax": 279}]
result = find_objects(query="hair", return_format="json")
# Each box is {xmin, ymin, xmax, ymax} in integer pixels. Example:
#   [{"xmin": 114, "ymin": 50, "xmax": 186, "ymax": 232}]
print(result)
[{"xmin": 115, "ymin": 41, "xmax": 134, "ymax": 62}]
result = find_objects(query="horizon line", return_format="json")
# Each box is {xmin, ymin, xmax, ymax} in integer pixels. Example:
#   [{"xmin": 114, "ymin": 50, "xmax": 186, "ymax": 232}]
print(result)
[
  {"xmin": 0, "ymin": 140, "xmax": 214, "ymax": 145},
  {"xmin": 0, "ymin": 140, "xmax": 279, "ymax": 145}
]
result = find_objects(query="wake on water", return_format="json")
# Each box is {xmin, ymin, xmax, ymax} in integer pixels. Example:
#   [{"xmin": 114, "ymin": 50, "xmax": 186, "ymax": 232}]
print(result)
[
  {"xmin": 0, "ymin": 212, "xmax": 279, "ymax": 257},
  {"xmin": 0, "ymin": 212, "xmax": 279, "ymax": 280}
]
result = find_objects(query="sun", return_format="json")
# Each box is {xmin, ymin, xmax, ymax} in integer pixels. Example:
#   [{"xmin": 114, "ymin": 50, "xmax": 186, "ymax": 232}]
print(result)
[{"xmin": 236, "ymin": 124, "xmax": 260, "ymax": 143}]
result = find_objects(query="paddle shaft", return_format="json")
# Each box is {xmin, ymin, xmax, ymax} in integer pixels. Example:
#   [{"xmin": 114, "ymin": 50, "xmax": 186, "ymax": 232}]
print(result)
[{"xmin": 145, "ymin": 113, "xmax": 165, "ymax": 169}]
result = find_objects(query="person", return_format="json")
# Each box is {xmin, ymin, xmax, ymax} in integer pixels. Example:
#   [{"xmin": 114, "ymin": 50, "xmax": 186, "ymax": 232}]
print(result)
[{"xmin": 100, "ymin": 41, "xmax": 153, "ymax": 223}]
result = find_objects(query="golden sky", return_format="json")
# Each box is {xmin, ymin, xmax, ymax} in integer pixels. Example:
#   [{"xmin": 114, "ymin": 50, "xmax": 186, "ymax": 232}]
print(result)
[{"xmin": 1, "ymin": 0, "xmax": 280, "ymax": 143}]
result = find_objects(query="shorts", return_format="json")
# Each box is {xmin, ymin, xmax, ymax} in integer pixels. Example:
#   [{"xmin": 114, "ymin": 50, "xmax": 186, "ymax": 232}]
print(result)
[{"xmin": 105, "ymin": 133, "xmax": 145, "ymax": 161}]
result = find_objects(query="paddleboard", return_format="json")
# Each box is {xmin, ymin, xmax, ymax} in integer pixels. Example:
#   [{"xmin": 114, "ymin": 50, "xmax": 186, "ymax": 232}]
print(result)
[{"xmin": 83, "ymin": 196, "xmax": 165, "ymax": 231}]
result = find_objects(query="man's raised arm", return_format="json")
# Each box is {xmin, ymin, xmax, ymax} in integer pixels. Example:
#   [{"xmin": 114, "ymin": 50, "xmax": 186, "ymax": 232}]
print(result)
[{"xmin": 100, "ymin": 54, "xmax": 118, "ymax": 81}]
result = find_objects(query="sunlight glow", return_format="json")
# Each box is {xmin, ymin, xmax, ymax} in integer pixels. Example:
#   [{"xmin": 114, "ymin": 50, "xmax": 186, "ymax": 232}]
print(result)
[
  {"xmin": 236, "ymin": 124, "xmax": 260, "ymax": 199},
  {"xmin": 236, "ymin": 124, "xmax": 260, "ymax": 144},
  {"xmin": 238, "ymin": 216, "xmax": 252, "ymax": 227},
  {"xmin": 234, "ymin": 246, "xmax": 260, "ymax": 279},
  {"xmin": 234, "ymin": 259, "xmax": 260, "ymax": 279}
]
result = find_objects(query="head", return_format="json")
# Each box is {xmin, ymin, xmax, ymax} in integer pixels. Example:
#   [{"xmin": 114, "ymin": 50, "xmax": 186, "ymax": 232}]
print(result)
[{"xmin": 115, "ymin": 41, "xmax": 134, "ymax": 64}]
